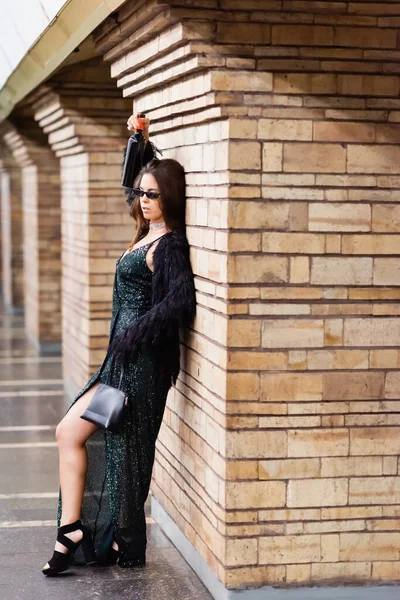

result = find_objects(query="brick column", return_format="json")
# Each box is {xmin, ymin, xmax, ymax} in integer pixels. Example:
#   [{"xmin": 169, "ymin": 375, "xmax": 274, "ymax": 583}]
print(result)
[
  {"xmin": 94, "ymin": 1, "xmax": 400, "ymax": 594},
  {"xmin": 3, "ymin": 118, "xmax": 61, "ymax": 351},
  {"xmin": 0, "ymin": 141, "xmax": 23, "ymax": 313},
  {"xmin": 32, "ymin": 58, "xmax": 131, "ymax": 397},
  {"xmin": 218, "ymin": 9, "xmax": 400, "ymax": 589}
]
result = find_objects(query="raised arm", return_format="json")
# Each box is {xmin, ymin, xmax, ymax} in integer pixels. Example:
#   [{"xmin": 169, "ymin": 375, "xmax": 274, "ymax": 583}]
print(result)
[{"xmin": 122, "ymin": 114, "xmax": 162, "ymax": 201}]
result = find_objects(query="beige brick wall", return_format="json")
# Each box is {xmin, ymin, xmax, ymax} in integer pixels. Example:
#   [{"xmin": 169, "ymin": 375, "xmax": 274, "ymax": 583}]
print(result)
[
  {"xmin": 225, "ymin": 9, "xmax": 400, "ymax": 591},
  {"xmin": 94, "ymin": 0, "xmax": 400, "ymax": 590}
]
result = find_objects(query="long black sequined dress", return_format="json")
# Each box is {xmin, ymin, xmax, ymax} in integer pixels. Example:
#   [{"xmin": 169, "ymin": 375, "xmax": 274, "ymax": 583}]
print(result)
[{"xmin": 56, "ymin": 235, "xmax": 170, "ymax": 566}]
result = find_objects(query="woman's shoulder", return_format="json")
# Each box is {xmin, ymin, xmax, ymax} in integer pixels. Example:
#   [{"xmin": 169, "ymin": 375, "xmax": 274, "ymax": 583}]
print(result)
[
  {"xmin": 155, "ymin": 228, "xmax": 189, "ymax": 252},
  {"xmin": 152, "ymin": 228, "xmax": 192, "ymax": 277}
]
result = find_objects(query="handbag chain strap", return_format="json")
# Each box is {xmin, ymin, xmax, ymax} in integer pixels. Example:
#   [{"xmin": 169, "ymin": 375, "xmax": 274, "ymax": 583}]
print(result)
[
  {"xmin": 118, "ymin": 364, "xmax": 124, "ymax": 390},
  {"xmin": 105, "ymin": 348, "xmax": 125, "ymax": 391}
]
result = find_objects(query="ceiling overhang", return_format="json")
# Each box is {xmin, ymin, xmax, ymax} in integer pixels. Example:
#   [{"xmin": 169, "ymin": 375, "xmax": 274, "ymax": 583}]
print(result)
[{"xmin": 0, "ymin": 0, "xmax": 127, "ymax": 122}]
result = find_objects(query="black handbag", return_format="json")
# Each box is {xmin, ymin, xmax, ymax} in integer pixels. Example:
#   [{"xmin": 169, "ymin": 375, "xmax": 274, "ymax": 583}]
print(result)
[{"xmin": 80, "ymin": 355, "xmax": 128, "ymax": 433}]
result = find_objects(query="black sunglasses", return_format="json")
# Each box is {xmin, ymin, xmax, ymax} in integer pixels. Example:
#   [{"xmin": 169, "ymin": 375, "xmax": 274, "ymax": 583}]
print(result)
[{"xmin": 132, "ymin": 188, "xmax": 161, "ymax": 200}]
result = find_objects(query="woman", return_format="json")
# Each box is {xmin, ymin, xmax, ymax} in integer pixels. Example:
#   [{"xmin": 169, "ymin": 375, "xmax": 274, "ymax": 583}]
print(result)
[{"xmin": 42, "ymin": 114, "xmax": 196, "ymax": 575}]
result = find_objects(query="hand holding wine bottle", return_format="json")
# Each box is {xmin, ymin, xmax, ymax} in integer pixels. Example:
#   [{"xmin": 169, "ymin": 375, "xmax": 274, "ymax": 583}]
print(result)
[
  {"xmin": 122, "ymin": 112, "xmax": 156, "ymax": 189},
  {"xmin": 127, "ymin": 113, "xmax": 150, "ymax": 142}
]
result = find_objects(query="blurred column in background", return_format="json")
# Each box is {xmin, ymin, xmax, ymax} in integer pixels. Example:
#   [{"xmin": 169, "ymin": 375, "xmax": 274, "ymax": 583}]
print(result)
[
  {"xmin": 2, "ymin": 115, "xmax": 61, "ymax": 352},
  {"xmin": 0, "ymin": 138, "xmax": 23, "ymax": 312}
]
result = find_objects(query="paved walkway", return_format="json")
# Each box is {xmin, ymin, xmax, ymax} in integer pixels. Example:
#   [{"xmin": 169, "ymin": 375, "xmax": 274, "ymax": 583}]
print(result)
[{"xmin": 0, "ymin": 296, "xmax": 212, "ymax": 599}]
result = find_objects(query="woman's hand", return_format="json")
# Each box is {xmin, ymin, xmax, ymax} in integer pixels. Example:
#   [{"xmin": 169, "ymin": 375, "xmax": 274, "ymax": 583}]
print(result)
[{"xmin": 127, "ymin": 113, "xmax": 150, "ymax": 142}]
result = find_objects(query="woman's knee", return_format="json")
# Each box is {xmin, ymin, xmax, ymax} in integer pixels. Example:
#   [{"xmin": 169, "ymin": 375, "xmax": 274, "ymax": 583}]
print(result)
[
  {"xmin": 55, "ymin": 419, "xmax": 71, "ymax": 446},
  {"xmin": 56, "ymin": 418, "xmax": 84, "ymax": 448},
  {"xmin": 56, "ymin": 399, "xmax": 99, "ymax": 447}
]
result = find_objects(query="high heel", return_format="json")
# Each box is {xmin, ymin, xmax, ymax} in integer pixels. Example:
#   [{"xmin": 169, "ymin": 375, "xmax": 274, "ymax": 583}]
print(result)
[
  {"xmin": 81, "ymin": 532, "xmax": 97, "ymax": 565},
  {"xmin": 106, "ymin": 544, "xmax": 119, "ymax": 566},
  {"xmin": 42, "ymin": 519, "xmax": 96, "ymax": 576},
  {"xmin": 96, "ymin": 523, "xmax": 119, "ymax": 566},
  {"xmin": 105, "ymin": 538, "xmax": 146, "ymax": 568},
  {"xmin": 95, "ymin": 521, "xmax": 146, "ymax": 568},
  {"xmin": 97, "ymin": 540, "xmax": 145, "ymax": 567},
  {"xmin": 96, "ymin": 541, "xmax": 119, "ymax": 566}
]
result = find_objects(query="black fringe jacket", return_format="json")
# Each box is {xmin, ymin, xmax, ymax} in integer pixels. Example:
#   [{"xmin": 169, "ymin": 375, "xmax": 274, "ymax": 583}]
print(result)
[{"xmin": 107, "ymin": 228, "xmax": 196, "ymax": 388}]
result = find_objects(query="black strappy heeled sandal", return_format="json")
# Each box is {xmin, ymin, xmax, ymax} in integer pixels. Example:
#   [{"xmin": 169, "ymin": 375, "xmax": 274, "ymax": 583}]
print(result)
[
  {"xmin": 95, "ymin": 522, "xmax": 119, "ymax": 566},
  {"xmin": 106, "ymin": 544, "xmax": 119, "ymax": 565},
  {"xmin": 98, "ymin": 541, "xmax": 145, "ymax": 568},
  {"xmin": 96, "ymin": 540, "xmax": 119, "ymax": 566},
  {"xmin": 42, "ymin": 519, "xmax": 97, "ymax": 576},
  {"xmin": 95, "ymin": 522, "xmax": 145, "ymax": 568}
]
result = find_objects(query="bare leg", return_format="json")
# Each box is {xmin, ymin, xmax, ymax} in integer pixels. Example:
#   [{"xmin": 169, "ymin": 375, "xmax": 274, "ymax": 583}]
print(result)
[{"xmin": 43, "ymin": 383, "xmax": 101, "ymax": 570}]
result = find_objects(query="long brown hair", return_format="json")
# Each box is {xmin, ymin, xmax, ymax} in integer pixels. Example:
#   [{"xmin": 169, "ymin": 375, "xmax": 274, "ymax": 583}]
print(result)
[{"xmin": 127, "ymin": 158, "xmax": 186, "ymax": 250}]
